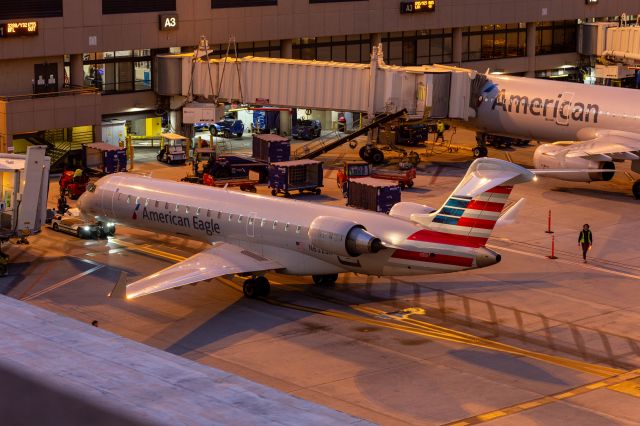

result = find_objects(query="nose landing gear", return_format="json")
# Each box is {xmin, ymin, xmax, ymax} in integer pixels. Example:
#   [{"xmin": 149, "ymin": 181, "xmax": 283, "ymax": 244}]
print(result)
[{"xmin": 473, "ymin": 133, "xmax": 489, "ymax": 158}]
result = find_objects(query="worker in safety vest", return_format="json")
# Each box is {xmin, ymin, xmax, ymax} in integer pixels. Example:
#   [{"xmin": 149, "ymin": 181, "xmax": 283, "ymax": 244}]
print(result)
[
  {"xmin": 578, "ymin": 223, "xmax": 593, "ymax": 263},
  {"xmin": 435, "ymin": 120, "xmax": 445, "ymax": 143},
  {"xmin": 73, "ymin": 168, "xmax": 83, "ymax": 183}
]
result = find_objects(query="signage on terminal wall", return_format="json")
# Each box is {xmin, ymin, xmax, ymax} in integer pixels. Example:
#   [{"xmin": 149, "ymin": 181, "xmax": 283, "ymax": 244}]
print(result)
[
  {"xmin": 0, "ymin": 21, "xmax": 38, "ymax": 38},
  {"xmin": 159, "ymin": 13, "xmax": 178, "ymax": 31},
  {"xmin": 400, "ymin": 1, "xmax": 435, "ymax": 14}
]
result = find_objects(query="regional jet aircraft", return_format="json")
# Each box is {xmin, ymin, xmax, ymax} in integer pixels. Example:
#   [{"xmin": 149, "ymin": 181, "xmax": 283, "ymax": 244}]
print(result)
[
  {"xmin": 467, "ymin": 73, "xmax": 640, "ymax": 198},
  {"xmin": 78, "ymin": 158, "xmax": 533, "ymax": 299}
]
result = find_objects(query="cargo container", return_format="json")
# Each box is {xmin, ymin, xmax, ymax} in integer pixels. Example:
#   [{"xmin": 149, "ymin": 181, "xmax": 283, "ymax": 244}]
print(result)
[
  {"xmin": 268, "ymin": 159, "xmax": 323, "ymax": 197},
  {"xmin": 347, "ymin": 177, "xmax": 401, "ymax": 214},
  {"xmin": 252, "ymin": 134, "xmax": 290, "ymax": 163},
  {"xmin": 83, "ymin": 143, "xmax": 127, "ymax": 175}
]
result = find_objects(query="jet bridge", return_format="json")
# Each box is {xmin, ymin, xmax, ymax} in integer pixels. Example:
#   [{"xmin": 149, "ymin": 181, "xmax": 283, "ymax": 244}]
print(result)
[{"xmin": 155, "ymin": 45, "xmax": 482, "ymax": 122}]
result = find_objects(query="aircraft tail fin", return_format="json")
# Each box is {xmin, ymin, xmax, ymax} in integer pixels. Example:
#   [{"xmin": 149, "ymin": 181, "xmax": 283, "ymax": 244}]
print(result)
[{"xmin": 411, "ymin": 158, "xmax": 534, "ymax": 248}]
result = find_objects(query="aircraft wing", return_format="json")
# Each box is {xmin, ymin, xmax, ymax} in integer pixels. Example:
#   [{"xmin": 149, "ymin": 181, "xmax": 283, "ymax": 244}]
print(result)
[
  {"xmin": 114, "ymin": 242, "xmax": 283, "ymax": 299},
  {"xmin": 563, "ymin": 134, "xmax": 640, "ymax": 161}
]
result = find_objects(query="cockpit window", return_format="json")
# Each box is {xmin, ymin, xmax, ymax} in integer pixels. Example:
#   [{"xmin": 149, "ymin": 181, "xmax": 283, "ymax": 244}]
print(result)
[{"xmin": 87, "ymin": 183, "xmax": 96, "ymax": 193}]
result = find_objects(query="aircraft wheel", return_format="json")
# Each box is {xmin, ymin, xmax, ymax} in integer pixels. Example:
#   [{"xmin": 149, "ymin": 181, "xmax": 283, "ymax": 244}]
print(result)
[
  {"xmin": 480, "ymin": 146, "xmax": 488, "ymax": 157},
  {"xmin": 314, "ymin": 188, "xmax": 321, "ymax": 195},
  {"xmin": 369, "ymin": 149, "xmax": 384, "ymax": 165},
  {"xmin": 312, "ymin": 274, "xmax": 338, "ymax": 286},
  {"xmin": 52, "ymin": 223, "xmax": 60, "ymax": 232},
  {"xmin": 271, "ymin": 189, "xmax": 277, "ymax": 196},
  {"xmin": 407, "ymin": 181, "xmax": 414, "ymax": 188},
  {"xmin": 243, "ymin": 278, "xmax": 259, "ymax": 298},
  {"xmin": 472, "ymin": 147, "xmax": 481, "ymax": 158},
  {"xmin": 359, "ymin": 146, "xmax": 370, "ymax": 162},
  {"xmin": 633, "ymin": 180, "xmax": 640, "ymax": 200},
  {"xmin": 254, "ymin": 276, "xmax": 270, "ymax": 297}
]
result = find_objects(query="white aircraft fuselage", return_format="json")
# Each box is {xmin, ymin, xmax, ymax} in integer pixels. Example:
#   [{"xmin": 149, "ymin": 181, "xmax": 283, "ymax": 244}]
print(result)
[
  {"xmin": 469, "ymin": 74, "xmax": 640, "ymax": 142},
  {"xmin": 79, "ymin": 174, "xmax": 501, "ymax": 278}
]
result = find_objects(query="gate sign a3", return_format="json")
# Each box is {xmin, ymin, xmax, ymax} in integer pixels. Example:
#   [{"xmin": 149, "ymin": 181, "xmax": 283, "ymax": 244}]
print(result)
[
  {"xmin": 160, "ymin": 14, "xmax": 178, "ymax": 31},
  {"xmin": 400, "ymin": 1, "xmax": 436, "ymax": 14}
]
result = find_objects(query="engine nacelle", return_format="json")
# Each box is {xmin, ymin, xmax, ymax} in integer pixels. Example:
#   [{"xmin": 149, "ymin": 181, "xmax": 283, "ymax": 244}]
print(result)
[
  {"xmin": 533, "ymin": 144, "xmax": 615, "ymax": 182},
  {"xmin": 388, "ymin": 202, "xmax": 436, "ymax": 222},
  {"xmin": 308, "ymin": 216, "xmax": 383, "ymax": 257}
]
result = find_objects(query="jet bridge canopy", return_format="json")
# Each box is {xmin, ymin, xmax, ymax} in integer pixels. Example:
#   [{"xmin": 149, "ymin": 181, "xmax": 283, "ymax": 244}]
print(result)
[{"xmin": 155, "ymin": 46, "xmax": 478, "ymax": 121}]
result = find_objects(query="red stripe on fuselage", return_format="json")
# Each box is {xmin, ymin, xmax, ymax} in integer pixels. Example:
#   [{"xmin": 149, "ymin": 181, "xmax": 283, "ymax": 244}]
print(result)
[
  {"xmin": 456, "ymin": 217, "xmax": 496, "ymax": 230},
  {"xmin": 392, "ymin": 249, "xmax": 474, "ymax": 267},
  {"xmin": 485, "ymin": 186, "xmax": 513, "ymax": 194},
  {"xmin": 466, "ymin": 200, "xmax": 505, "ymax": 212},
  {"xmin": 407, "ymin": 229, "xmax": 488, "ymax": 248}
]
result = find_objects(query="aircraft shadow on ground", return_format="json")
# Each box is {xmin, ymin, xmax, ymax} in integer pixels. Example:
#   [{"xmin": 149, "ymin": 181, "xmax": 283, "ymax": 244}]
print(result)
[
  {"xmin": 448, "ymin": 349, "xmax": 569, "ymax": 385},
  {"xmin": 548, "ymin": 186, "xmax": 633, "ymax": 203}
]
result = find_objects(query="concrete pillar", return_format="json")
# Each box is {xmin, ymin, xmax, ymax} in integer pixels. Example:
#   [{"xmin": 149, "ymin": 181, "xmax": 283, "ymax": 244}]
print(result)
[
  {"xmin": 452, "ymin": 27, "xmax": 463, "ymax": 65},
  {"xmin": 280, "ymin": 39, "xmax": 293, "ymax": 59},
  {"xmin": 526, "ymin": 22, "xmax": 537, "ymax": 77},
  {"xmin": 93, "ymin": 124, "xmax": 101, "ymax": 143},
  {"xmin": 70, "ymin": 54, "xmax": 84, "ymax": 87},
  {"xmin": 279, "ymin": 110, "xmax": 291, "ymax": 136}
]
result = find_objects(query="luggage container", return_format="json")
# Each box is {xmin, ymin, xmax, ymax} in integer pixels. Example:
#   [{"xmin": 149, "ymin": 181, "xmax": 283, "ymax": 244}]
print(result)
[
  {"xmin": 83, "ymin": 143, "xmax": 127, "ymax": 175},
  {"xmin": 252, "ymin": 134, "xmax": 290, "ymax": 163},
  {"xmin": 268, "ymin": 159, "xmax": 323, "ymax": 197},
  {"xmin": 347, "ymin": 177, "xmax": 401, "ymax": 214}
]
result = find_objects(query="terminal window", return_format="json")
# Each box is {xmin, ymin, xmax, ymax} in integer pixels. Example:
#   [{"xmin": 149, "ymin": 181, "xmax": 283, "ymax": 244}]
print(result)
[
  {"xmin": 462, "ymin": 24, "xmax": 526, "ymax": 62},
  {"xmin": 103, "ymin": 0, "xmax": 175, "ymax": 14},
  {"xmin": 0, "ymin": 0, "xmax": 62, "ymax": 19},
  {"xmin": 68, "ymin": 50, "xmax": 153, "ymax": 94},
  {"xmin": 212, "ymin": 0, "xmax": 277, "ymax": 8}
]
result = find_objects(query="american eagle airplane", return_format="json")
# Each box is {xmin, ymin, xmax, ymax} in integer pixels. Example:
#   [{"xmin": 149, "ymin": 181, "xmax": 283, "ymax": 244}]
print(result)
[
  {"xmin": 461, "ymin": 71, "xmax": 640, "ymax": 198},
  {"xmin": 78, "ymin": 158, "xmax": 532, "ymax": 299}
]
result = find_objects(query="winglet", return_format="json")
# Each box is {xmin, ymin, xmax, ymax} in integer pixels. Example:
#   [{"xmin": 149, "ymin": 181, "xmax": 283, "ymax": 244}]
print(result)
[
  {"xmin": 496, "ymin": 198, "xmax": 526, "ymax": 227},
  {"xmin": 109, "ymin": 271, "xmax": 128, "ymax": 299}
]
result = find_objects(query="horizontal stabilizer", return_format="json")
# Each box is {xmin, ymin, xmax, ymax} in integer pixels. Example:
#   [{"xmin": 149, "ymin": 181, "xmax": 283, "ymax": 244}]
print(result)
[
  {"xmin": 531, "ymin": 169, "xmax": 622, "ymax": 175},
  {"xmin": 451, "ymin": 158, "xmax": 534, "ymax": 198}
]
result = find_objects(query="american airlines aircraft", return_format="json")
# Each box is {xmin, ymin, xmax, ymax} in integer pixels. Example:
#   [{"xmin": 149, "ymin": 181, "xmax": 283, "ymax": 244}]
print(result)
[
  {"xmin": 466, "ymin": 73, "xmax": 640, "ymax": 198},
  {"xmin": 78, "ymin": 158, "xmax": 533, "ymax": 299}
]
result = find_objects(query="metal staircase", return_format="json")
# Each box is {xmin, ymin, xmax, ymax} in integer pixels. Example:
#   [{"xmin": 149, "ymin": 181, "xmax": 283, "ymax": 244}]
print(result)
[
  {"xmin": 293, "ymin": 109, "xmax": 407, "ymax": 160},
  {"xmin": 16, "ymin": 128, "xmax": 94, "ymax": 171}
]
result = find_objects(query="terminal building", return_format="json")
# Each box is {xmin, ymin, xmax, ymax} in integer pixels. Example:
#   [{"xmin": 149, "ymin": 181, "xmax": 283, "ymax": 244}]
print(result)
[{"xmin": 0, "ymin": 0, "xmax": 638, "ymax": 165}]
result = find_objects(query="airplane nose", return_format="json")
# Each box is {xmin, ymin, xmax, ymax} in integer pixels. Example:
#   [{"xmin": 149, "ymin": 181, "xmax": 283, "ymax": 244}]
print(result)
[{"xmin": 475, "ymin": 247, "xmax": 501, "ymax": 268}]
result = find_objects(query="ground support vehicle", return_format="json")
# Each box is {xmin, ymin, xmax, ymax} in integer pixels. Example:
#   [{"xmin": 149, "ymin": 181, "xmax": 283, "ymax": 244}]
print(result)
[
  {"xmin": 50, "ymin": 214, "xmax": 115, "ymax": 239},
  {"xmin": 59, "ymin": 170, "xmax": 89, "ymax": 200},
  {"xmin": 292, "ymin": 119, "xmax": 322, "ymax": 140},
  {"xmin": 157, "ymin": 133, "xmax": 188, "ymax": 164},
  {"xmin": 268, "ymin": 160, "xmax": 323, "ymax": 197},
  {"xmin": 337, "ymin": 161, "xmax": 416, "ymax": 194},
  {"xmin": 211, "ymin": 117, "xmax": 244, "ymax": 138}
]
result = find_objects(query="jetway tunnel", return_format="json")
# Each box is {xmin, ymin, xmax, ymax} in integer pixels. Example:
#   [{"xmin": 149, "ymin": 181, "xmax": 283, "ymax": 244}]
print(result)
[{"xmin": 155, "ymin": 46, "xmax": 486, "ymax": 123}]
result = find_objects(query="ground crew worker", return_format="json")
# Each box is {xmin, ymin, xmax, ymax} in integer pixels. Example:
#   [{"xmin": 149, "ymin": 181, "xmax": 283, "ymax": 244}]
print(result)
[
  {"xmin": 578, "ymin": 223, "xmax": 593, "ymax": 263},
  {"xmin": 73, "ymin": 168, "xmax": 83, "ymax": 183},
  {"xmin": 435, "ymin": 120, "xmax": 445, "ymax": 143}
]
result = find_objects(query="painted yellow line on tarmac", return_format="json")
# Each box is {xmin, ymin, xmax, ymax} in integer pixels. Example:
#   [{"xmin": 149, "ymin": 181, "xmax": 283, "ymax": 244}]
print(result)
[
  {"xmin": 110, "ymin": 238, "xmax": 187, "ymax": 263},
  {"xmin": 444, "ymin": 369, "xmax": 640, "ymax": 425}
]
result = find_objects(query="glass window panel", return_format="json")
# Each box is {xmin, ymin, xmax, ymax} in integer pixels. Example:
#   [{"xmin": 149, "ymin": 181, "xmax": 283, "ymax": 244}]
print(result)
[
  {"xmin": 134, "ymin": 60, "xmax": 151, "ymax": 90},
  {"xmin": 493, "ymin": 31, "xmax": 506, "ymax": 58},
  {"xmin": 346, "ymin": 43, "xmax": 361, "ymax": 63},
  {"xmin": 468, "ymin": 34, "xmax": 481, "ymax": 61},
  {"xmin": 332, "ymin": 44, "xmax": 346, "ymax": 62},
  {"xmin": 442, "ymin": 36, "xmax": 452, "ymax": 62},
  {"xmin": 506, "ymin": 31, "xmax": 518, "ymax": 57},
  {"xmin": 317, "ymin": 46, "xmax": 331, "ymax": 61},
  {"xmin": 481, "ymin": 32, "xmax": 494, "ymax": 59},
  {"xmin": 360, "ymin": 43, "xmax": 370, "ymax": 63},
  {"xmin": 115, "ymin": 50, "xmax": 132, "ymax": 57},
  {"xmin": 403, "ymin": 39, "xmax": 416, "ymax": 66},
  {"xmin": 388, "ymin": 40, "xmax": 402, "ymax": 65},
  {"xmin": 417, "ymin": 38, "xmax": 429, "ymax": 59},
  {"xmin": 430, "ymin": 37, "xmax": 443, "ymax": 62}
]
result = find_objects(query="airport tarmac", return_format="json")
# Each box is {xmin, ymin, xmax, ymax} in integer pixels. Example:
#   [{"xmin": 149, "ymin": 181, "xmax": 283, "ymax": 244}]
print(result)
[{"xmin": 2, "ymin": 129, "xmax": 640, "ymax": 425}]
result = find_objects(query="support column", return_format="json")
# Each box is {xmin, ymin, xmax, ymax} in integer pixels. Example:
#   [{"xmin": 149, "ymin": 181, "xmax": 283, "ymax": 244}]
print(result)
[
  {"xmin": 70, "ymin": 54, "xmax": 84, "ymax": 87},
  {"xmin": 280, "ymin": 39, "xmax": 293, "ymax": 59},
  {"xmin": 370, "ymin": 33, "xmax": 382, "ymax": 49},
  {"xmin": 526, "ymin": 22, "xmax": 537, "ymax": 77},
  {"xmin": 452, "ymin": 27, "xmax": 463, "ymax": 65}
]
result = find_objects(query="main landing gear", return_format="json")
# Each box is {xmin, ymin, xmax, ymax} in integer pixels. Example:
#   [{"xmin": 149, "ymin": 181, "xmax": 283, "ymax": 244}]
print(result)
[
  {"xmin": 312, "ymin": 274, "xmax": 338, "ymax": 286},
  {"xmin": 473, "ymin": 133, "xmax": 489, "ymax": 158},
  {"xmin": 243, "ymin": 276, "xmax": 270, "ymax": 298}
]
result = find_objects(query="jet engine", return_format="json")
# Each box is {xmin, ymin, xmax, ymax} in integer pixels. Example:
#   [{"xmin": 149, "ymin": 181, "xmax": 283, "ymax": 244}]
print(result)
[
  {"xmin": 308, "ymin": 216, "xmax": 383, "ymax": 257},
  {"xmin": 388, "ymin": 202, "xmax": 436, "ymax": 222},
  {"xmin": 533, "ymin": 144, "xmax": 615, "ymax": 182}
]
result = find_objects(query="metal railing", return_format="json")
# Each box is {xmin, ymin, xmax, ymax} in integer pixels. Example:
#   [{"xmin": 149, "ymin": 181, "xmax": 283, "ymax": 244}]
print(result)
[{"xmin": 0, "ymin": 86, "xmax": 99, "ymax": 102}]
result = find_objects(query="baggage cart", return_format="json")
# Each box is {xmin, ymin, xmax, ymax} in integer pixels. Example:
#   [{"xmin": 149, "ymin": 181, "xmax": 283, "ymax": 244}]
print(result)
[
  {"xmin": 268, "ymin": 159, "xmax": 323, "ymax": 197},
  {"xmin": 252, "ymin": 134, "xmax": 290, "ymax": 163},
  {"xmin": 347, "ymin": 177, "xmax": 401, "ymax": 214},
  {"xmin": 83, "ymin": 142, "xmax": 127, "ymax": 174}
]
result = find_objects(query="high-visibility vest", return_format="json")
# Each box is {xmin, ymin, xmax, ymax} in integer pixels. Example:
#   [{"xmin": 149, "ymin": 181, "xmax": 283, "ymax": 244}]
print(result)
[
  {"xmin": 579, "ymin": 230, "xmax": 592, "ymax": 244},
  {"xmin": 436, "ymin": 122, "xmax": 445, "ymax": 133}
]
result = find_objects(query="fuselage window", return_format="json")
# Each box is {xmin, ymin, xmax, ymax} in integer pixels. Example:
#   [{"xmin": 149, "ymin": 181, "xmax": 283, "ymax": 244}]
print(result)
[
  {"xmin": 238, "ymin": 215, "xmax": 243, "ymax": 223},
  {"xmin": 135, "ymin": 197, "xmax": 140, "ymax": 205},
  {"xmin": 296, "ymin": 225, "xmax": 301, "ymax": 234},
  {"xmin": 196, "ymin": 207, "xmax": 200, "ymax": 216},
  {"xmin": 206, "ymin": 209, "xmax": 211, "ymax": 217},
  {"xmin": 144, "ymin": 199, "xmax": 149, "ymax": 207},
  {"xmin": 228, "ymin": 214, "xmax": 233, "ymax": 221},
  {"xmin": 248, "ymin": 217, "xmax": 254, "ymax": 225},
  {"xmin": 260, "ymin": 218, "xmax": 266, "ymax": 227},
  {"xmin": 217, "ymin": 211, "xmax": 222, "ymax": 219},
  {"xmin": 185, "ymin": 206, "xmax": 189, "ymax": 214},
  {"xmin": 273, "ymin": 220, "xmax": 278, "ymax": 229},
  {"xmin": 175, "ymin": 204, "xmax": 180, "ymax": 212},
  {"xmin": 155, "ymin": 200, "xmax": 159, "ymax": 208},
  {"xmin": 284, "ymin": 223, "xmax": 289, "ymax": 231},
  {"xmin": 165, "ymin": 202, "xmax": 169, "ymax": 209},
  {"xmin": 126, "ymin": 195, "xmax": 131, "ymax": 204}
]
